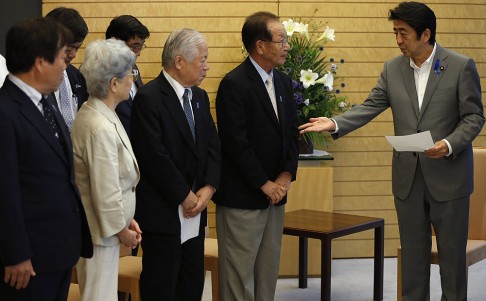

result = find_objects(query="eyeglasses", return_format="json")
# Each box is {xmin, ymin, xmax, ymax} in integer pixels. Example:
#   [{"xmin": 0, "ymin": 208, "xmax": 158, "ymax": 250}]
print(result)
[
  {"xmin": 263, "ymin": 37, "xmax": 289, "ymax": 48},
  {"xmin": 127, "ymin": 43, "xmax": 146, "ymax": 52},
  {"xmin": 128, "ymin": 69, "xmax": 139, "ymax": 81}
]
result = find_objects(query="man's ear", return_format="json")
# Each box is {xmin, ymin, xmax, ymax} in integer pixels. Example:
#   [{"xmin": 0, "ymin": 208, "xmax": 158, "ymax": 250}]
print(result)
[
  {"xmin": 174, "ymin": 55, "xmax": 184, "ymax": 71},
  {"xmin": 421, "ymin": 28, "xmax": 431, "ymax": 43}
]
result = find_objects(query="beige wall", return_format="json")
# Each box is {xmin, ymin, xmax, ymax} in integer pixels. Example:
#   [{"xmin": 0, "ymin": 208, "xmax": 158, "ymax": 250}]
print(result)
[{"xmin": 43, "ymin": 0, "xmax": 486, "ymax": 257}]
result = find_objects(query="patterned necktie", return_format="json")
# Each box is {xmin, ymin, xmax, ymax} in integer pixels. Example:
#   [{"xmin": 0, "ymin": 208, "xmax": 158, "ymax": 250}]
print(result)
[
  {"xmin": 265, "ymin": 74, "xmax": 279, "ymax": 120},
  {"xmin": 40, "ymin": 97, "xmax": 61, "ymax": 140},
  {"xmin": 59, "ymin": 77, "xmax": 75, "ymax": 132},
  {"xmin": 182, "ymin": 88, "xmax": 195, "ymax": 141}
]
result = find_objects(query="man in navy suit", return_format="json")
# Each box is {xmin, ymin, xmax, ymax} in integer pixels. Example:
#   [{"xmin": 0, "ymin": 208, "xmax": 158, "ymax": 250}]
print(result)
[
  {"xmin": 300, "ymin": 2, "xmax": 484, "ymax": 300},
  {"xmin": 46, "ymin": 7, "xmax": 89, "ymax": 131},
  {"xmin": 214, "ymin": 11, "xmax": 299, "ymax": 301},
  {"xmin": 131, "ymin": 28, "xmax": 221, "ymax": 301},
  {"xmin": 0, "ymin": 17, "xmax": 92, "ymax": 301},
  {"xmin": 106, "ymin": 15, "xmax": 149, "ymax": 138}
]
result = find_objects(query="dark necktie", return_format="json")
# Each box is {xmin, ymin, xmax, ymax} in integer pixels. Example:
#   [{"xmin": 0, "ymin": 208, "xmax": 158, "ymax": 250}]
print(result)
[
  {"xmin": 41, "ymin": 97, "xmax": 61, "ymax": 140},
  {"xmin": 40, "ymin": 97, "xmax": 66, "ymax": 153},
  {"xmin": 182, "ymin": 89, "xmax": 195, "ymax": 141}
]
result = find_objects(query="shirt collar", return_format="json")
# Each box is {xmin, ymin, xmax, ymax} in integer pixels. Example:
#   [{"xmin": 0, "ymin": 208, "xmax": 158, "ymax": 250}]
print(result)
[
  {"xmin": 249, "ymin": 55, "xmax": 273, "ymax": 83},
  {"xmin": 8, "ymin": 73, "xmax": 44, "ymax": 106},
  {"xmin": 409, "ymin": 43, "xmax": 437, "ymax": 70},
  {"xmin": 162, "ymin": 69, "xmax": 192, "ymax": 101}
]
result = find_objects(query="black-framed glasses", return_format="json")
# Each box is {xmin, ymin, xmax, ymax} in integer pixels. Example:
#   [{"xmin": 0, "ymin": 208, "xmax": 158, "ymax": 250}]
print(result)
[
  {"xmin": 263, "ymin": 37, "xmax": 289, "ymax": 48},
  {"xmin": 127, "ymin": 43, "xmax": 146, "ymax": 52}
]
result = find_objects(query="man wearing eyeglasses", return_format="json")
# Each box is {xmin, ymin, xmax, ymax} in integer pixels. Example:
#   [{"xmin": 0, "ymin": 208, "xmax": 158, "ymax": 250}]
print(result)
[
  {"xmin": 46, "ymin": 7, "xmax": 89, "ymax": 132},
  {"xmin": 106, "ymin": 15, "xmax": 150, "ymax": 138},
  {"xmin": 214, "ymin": 11, "xmax": 298, "ymax": 301}
]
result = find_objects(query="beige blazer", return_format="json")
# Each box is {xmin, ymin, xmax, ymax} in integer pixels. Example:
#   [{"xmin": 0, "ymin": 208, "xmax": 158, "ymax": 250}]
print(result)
[{"xmin": 72, "ymin": 98, "xmax": 140, "ymax": 246}]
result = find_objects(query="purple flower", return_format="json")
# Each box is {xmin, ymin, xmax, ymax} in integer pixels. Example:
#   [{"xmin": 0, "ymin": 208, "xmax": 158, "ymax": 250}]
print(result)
[
  {"xmin": 285, "ymin": 67, "xmax": 291, "ymax": 74},
  {"xmin": 292, "ymin": 80, "xmax": 299, "ymax": 89},
  {"xmin": 341, "ymin": 82, "xmax": 346, "ymax": 88},
  {"xmin": 340, "ymin": 58, "xmax": 345, "ymax": 64},
  {"xmin": 330, "ymin": 58, "xmax": 335, "ymax": 63},
  {"xmin": 331, "ymin": 64, "xmax": 337, "ymax": 70},
  {"xmin": 319, "ymin": 46, "xmax": 324, "ymax": 51},
  {"xmin": 294, "ymin": 92, "xmax": 303, "ymax": 104},
  {"xmin": 336, "ymin": 89, "xmax": 341, "ymax": 94}
]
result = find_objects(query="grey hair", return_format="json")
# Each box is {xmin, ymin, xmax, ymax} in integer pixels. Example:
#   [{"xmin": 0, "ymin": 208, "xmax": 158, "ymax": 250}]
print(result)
[
  {"xmin": 162, "ymin": 28, "xmax": 206, "ymax": 69},
  {"xmin": 80, "ymin": 39, "xmax": 136, "ymax": 99}
]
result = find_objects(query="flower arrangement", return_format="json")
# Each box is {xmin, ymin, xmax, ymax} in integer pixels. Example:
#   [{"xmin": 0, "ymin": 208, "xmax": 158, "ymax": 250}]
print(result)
[{"xmin": 280, "ymin": 18, "xmax": 348, "ymax": 150}]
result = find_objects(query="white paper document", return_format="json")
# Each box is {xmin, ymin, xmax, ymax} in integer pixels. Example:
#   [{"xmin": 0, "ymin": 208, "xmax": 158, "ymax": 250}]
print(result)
[
  {"xmin": 299, "ymin": 150, "xmax": 330, "ymax": 157},
  {"xmin": 179, "ymin": 205, "xmax": 201, "ymax": 244},
  {"xmin": 385, "ymin": 131, "xmax": 435, "ymax": 152}
]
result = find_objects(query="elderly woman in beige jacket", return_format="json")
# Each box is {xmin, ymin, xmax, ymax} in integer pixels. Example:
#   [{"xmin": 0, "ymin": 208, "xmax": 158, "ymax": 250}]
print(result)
[{"xmin": 72, "ymin": 39, "xmax": 141, "ymax": 301}]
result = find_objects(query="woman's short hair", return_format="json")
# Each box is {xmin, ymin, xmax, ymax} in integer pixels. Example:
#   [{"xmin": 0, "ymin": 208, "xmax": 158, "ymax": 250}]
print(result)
[
  {"xmin": 80, "ymin": 39, "xmax": 135, "ymax": 99},
  {"xmin": 161, "ymin": 28, "xmax": 206, "ymax": 69}
]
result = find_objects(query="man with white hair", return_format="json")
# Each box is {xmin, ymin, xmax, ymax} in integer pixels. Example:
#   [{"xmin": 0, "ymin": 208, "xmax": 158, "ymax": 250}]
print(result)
[{"xmin": 131, "ymin": 28, "xmax": 221, "ymax": 301}]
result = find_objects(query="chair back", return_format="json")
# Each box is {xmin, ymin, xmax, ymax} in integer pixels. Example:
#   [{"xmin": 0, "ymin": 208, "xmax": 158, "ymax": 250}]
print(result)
[{"xmin": 469, "ymin": 147, "xmax": 486, "ymax": 240}]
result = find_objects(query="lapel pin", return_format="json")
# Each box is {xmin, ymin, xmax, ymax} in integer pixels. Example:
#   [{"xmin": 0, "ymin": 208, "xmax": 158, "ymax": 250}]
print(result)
[{"xmin": 433, "ymin": 59, "xmax": 442, "ymax": 76}]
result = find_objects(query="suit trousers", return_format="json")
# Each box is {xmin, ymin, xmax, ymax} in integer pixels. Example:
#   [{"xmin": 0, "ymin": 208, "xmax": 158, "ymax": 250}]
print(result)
[
  {"xmin": 139, "ymin": 228, "xmax": 205, "ymax": 301},
  {"xmin": 76, "ymin": 244, "xmax": 119, "ymax": 301},
  {"xmin": 0, "ymin": 265, "xmax": 71, "ymax": 301},
  {"xmin": 395, "ymin": 162, "xmax": 469, "ymax": 301},
  {"xmin": 216, "ymin": 204, "xmax": 285, "ymax": 301}
]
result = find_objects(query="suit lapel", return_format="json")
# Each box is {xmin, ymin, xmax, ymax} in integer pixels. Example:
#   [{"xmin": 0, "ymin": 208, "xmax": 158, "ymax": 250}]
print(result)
[
  {"xmin": 399, "ymin": 57, "xmax": 420, "ymax": 119},
  {"xmin": 244, "ymin": 59, "xmax": 280, "ymax": 130},
  {"xmin": 273, "ymin": 71, "xmax": 286, "ymax": 135},
  {"xmin": 157, "ymin": 74, "xmax": 197, "ymax": 154},
  {"xmin": 90, "ymin": 99, "xmax": 140, "ymax": 177},
  {"xmin": 419, "ymin": 45, "xmax": 447, "ymax": 122},
  {"xmin": 8, "ymin": 82, "xmax": 68, "ymax": 165}
]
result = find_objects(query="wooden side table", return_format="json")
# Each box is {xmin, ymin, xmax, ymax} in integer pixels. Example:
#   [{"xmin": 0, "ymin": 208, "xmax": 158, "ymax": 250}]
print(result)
[{"xmin": 283, "ymin": 209, "xmax": 384, "ymax": 301}]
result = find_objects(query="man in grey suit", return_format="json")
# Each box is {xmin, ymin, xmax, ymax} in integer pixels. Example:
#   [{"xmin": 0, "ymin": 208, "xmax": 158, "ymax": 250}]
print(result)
[{"xmin": 299, "ymin": 2, "xmax": 484, "ymax": 300}]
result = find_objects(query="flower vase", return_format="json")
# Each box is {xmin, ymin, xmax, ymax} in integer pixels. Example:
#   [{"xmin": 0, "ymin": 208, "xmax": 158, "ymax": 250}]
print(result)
[{"xmin": 298, "ymin": 135, "xmax": 314, "ymax": 154}]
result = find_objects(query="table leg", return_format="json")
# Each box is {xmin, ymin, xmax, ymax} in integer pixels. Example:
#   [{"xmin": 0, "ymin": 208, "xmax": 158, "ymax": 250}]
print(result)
[
  {"xmin": 321, "ymin": 238, "xmax": 332, "ymax": 301},
  {"xmin": 373, "ymin": 223, "xmax": 384, "ymax": 300},
  {"xmin": 298, "ymin": 236, "xmax": 308, "ymax": 288}
]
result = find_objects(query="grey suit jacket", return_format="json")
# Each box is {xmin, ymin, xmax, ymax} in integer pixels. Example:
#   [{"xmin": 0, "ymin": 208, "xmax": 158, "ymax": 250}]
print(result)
[{"xmin": 333, "ymin": 44, "xmax": 484, "ymax": 201}]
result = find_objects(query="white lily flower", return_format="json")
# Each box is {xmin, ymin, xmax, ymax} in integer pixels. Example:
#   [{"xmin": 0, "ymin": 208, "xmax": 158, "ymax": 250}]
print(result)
[
  {"xmin": 283, "ymin": 19, "xmax": 298, "ymax": 36},
  {"xmin": 300, "ymin": 69, "xmax": 319, "ymax": 89},
  {"xmin": 295, "ymin": 22, "xmax": 309, "ymax": 38},
  {"xmin": 316, "ymin": 26, "xmax": 335, "ymax": 42},
  {"xmin": 315, "ymin": 71, "xmax": 334, "ymax": 91}
]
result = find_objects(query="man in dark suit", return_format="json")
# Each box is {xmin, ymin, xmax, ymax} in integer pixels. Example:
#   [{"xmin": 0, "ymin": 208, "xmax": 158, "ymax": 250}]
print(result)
[
  {"xmin": 131, "ymin": 28, "xmax": 220, "ymax": 301},
  {"xmin": 106, "ymin": 15, "xmax": 149, "ymax": 138},
  {"xmin": 46, "ymin": 7, "xmax": 89, "ymax": 131},
  {"xmin": 214, "ymin": 11, "xmax": 299, "ymax": 301},
  {"xmin": 0, "ymin": 17, "xmax": 93, "ymax": 301},
  {"xmin": 300, "ymin": 2, "xmax": 484, "ymax": 300}
]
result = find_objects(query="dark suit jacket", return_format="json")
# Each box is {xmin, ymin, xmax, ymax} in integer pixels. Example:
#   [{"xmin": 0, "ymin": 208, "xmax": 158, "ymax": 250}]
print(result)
[
  {"xmin": 332, "ymin": 44, "xmax": 484, "ymax": 201},
  {"xmin": 0, "ymin": 78, "xmax": 93, "ymax": 274},
  {"xmin": 213, "ymin": 57, "xmax": 299, "ymax": 210},
  {"xmin": 116, "ymin": 64, "xmax": 143, "ymax": 138},
  {"xmin": 66, "ymin": 64, "xmax": 89, "ymax": 110},
  {"xmin": 131, "ymin": 71, "xmax": 221, "ymax": 236}
]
